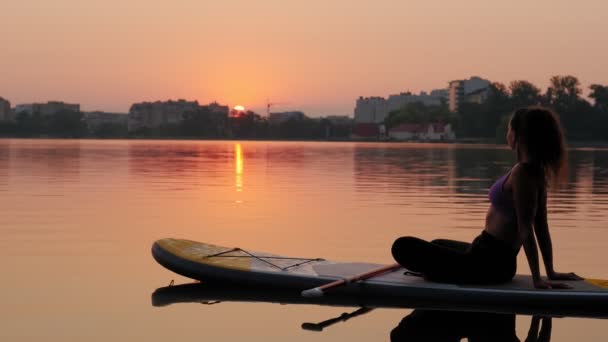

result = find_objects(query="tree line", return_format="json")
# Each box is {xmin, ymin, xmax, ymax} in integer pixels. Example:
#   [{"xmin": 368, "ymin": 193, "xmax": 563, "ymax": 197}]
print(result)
[
  {"xmin": 0, "ymin": 110, "xmax": 89, "ymax": 138},
  {"xmin": 176, "ymin": 109, "xmax": 352, "ymax": 140},
  {"xmin": 0, "ymin": 107, "xmax": 352, "ymax": 140},
  {"xmin": 386, "ymin": 75, "xmax": 608, "ymax": 142}
]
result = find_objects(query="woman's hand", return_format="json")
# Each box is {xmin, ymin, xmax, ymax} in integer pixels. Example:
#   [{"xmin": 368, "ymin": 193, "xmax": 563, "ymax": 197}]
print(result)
[
  {"xmin": 533, "ymin": 278, "xmax": 572, "ymax": 289},
  {"xmin": 548, "ymin": 271, "xmax": 583, "ymax": 281}
]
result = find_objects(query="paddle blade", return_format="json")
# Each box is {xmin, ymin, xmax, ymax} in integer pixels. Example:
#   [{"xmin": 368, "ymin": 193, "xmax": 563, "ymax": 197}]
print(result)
[{"xmin": 301, "ymin": 323, "xmax": 323, "ymax": 331}]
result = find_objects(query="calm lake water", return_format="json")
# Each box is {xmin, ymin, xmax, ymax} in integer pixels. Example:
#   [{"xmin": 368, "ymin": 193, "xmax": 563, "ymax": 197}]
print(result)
[{"xmin": 1, "ymin": 138, "xmax": 607, "ymax": 341}]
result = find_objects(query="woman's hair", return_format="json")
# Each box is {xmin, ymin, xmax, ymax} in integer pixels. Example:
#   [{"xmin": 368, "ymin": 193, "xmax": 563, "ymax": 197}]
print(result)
[{"xmin": 510, "ymin": 107, "xmax": 568, "ymax": 186}]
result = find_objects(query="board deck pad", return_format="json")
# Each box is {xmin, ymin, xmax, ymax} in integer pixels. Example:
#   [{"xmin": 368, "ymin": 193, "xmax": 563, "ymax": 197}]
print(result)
[
  {"xmin": 152, "ymin": 238, "xmax": 608, "ymax": 318},
  {"xmin": 312, "ymin": 263, "xmax": 607, "ymax": 292}
]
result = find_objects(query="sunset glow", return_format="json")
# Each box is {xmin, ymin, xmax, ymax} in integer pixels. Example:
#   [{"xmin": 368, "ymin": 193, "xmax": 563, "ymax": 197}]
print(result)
[
  {"xmin": 2, "ymin": 1, "xmax": 607, "ymax": 116},
  {"xmin": 4, "ymin": 1, "xmax": 608, "ymax": 340}
]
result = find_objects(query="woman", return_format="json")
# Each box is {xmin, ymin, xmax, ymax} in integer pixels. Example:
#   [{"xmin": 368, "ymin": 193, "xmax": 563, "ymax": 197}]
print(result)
[{"xmin": 391, "ymin": 107, "xmax": 583, "ymax": 289}]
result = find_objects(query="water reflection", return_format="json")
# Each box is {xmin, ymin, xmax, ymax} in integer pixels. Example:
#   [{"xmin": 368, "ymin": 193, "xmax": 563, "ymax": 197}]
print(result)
[
  {"xmin": 391, "ymin": 310, "xmax": 551, "ymax": 342},
  {"xmin": 153, "ymin": 282, "xmax": 559, "ymax": 341},
  {"xmin": 591, "ymin": 150, "xmax": 608, "ymax": 195},
  {"xmin": 127, "ymin": 141, "xmax": 234, "ymax": 190},
  {"xmin": 353, "ymin": 144, "xmax": 452, "ymax": 191},
  {"xmin": 351, "ymin": 143, "xmax": 608, "ymax": 229},
  {"xmin": 2, "ymin": 139, "xmax": 608, "ymax": 341},
  {"xmin": 352, "ymin": 143, "xmax": 608, "ymax": 197},
  {"xmin": 7, "ymin": 139, "xmax": 81, "ymax": 183},
  {"xmin": 235, "ymin": 143, "xmax": 243, "ymax": 194},
  {"xmin": 0, "ymin": 140, "xmax": 9, "ymax": 187},
  {"xmin": 351, "ymin": 143, "xmax": 517, "ymax": 219},
  {"xmin": 119, "ymin": 141, "xmax": 608, "ymax": 220}
]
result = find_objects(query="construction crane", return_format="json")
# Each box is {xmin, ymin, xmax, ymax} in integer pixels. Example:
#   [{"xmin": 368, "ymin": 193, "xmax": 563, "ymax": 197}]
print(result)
[{"xmin": 266, "ymin": 98, "xmax": 289, "ymax": 117}]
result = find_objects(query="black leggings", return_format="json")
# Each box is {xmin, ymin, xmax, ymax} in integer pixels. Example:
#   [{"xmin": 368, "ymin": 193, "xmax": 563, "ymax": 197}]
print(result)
[{"xmin": 391, "ymin": 231, "xmax": 517, "ymax": 284}]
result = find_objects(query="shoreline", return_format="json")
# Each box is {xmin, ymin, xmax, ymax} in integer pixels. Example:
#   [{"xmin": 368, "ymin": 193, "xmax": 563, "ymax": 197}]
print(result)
[{"xmin": 2, "ymin": 136, "xmax": 608, "ymax": 148}]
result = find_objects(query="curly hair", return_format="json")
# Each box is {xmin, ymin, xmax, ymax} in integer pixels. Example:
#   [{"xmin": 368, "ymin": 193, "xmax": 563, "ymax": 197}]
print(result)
[{"xmin": 510, "ymin": 107, "xmax": 568, "ymax": 186}]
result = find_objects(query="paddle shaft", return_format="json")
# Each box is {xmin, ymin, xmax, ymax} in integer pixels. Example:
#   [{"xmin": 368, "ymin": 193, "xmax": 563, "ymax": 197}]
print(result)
[
  {"xmin": 301, "ymin": 263, "xmax": 402, "ymax": 297},
  {"xmin": 301, "ymin": 307, "xmax": 374, "ymax": 332}
]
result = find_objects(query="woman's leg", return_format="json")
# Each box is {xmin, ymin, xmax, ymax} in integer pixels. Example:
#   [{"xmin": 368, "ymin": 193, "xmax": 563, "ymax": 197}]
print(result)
[
  {"xmin": 431, "ymin": 239, "xmax": 471, "ymax": 253},
  {"xmin": 391, "ymin": 236, "xmax": 472, "ymax": 282}
]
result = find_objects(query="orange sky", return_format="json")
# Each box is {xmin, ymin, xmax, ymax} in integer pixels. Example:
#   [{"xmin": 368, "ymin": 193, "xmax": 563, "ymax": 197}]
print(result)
[{"xmin": 1, "ymin": 0, "xmax": 607, "ymax": 116}]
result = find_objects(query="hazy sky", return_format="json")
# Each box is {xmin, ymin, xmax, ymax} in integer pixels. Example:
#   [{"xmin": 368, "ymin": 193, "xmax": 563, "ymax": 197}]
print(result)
[{"xmin": 1, "ymin": 0, "xmax": 607, "ymax": 116}]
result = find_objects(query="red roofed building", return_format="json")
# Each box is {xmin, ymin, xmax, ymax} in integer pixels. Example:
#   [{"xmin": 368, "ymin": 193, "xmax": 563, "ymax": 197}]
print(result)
[
  {"xmin": 351, "ymin": 123, "xmax": 381, "ymax": 140},
  {"xmin": 389, "ymin": 122, "xmax": 455, "ymax": 141}
]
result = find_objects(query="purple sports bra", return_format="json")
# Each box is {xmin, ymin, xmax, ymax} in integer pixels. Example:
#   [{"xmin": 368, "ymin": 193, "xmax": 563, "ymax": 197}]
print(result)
[{"xmin": 489, "ymin": 171, "xmax": 517, "ymax": 218}]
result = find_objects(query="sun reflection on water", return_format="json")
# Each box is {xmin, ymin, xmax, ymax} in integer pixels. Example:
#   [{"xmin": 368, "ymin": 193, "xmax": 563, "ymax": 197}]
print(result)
[{"xmin": 235, "ymin": 143, "xmax": 243, "ymax": 199}]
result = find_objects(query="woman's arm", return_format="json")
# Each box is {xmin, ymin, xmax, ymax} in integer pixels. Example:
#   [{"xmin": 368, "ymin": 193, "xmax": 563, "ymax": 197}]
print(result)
[
  {"xmin": 512, "ymin": 165, "xmax": 572, "ymax": 289},
  {"xmin": 535, "ymin": 186, "xmax": 583, "ymax": 281},
  {"xmin": 512, "ymin": 165, "xmax": 543, "ymax": 284},
  {"xmin": 534, "ymin": 190, "xmax": 555, "ymax": 276}
]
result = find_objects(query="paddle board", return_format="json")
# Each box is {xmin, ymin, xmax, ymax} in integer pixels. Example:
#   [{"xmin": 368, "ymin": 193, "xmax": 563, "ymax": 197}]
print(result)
[{"xmin": 152, "ymin": 238, "xmax": 608, "ymax": 318}]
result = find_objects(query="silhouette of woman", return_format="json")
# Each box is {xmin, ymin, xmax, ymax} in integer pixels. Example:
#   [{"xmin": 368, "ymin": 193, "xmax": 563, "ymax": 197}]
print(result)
[{"xmin": 391, "ymin": 107, "xmax": 582, "ymax": 288}]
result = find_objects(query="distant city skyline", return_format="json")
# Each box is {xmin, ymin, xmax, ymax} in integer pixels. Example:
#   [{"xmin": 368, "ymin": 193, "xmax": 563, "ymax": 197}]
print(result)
[
  {"xmin": 1, "ymin": 0, "xmax": 607, "ymax": 116},
  {"xmin": 3, "ymin": 73, "xmax": 601, "ymax": 118}
]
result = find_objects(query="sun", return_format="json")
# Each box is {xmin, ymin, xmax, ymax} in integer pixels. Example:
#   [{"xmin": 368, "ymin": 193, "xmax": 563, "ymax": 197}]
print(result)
[{"xmin": 234, "ymin": 105, "xmax": 245, "ymax": 111}]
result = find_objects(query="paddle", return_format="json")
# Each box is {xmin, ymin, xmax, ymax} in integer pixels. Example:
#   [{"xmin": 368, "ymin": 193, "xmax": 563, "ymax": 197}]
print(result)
[
  {"xmin": 301, "ymin": 307, "xmax": 374, "ymax": 332},
  {"xmin": 301, "ymin": 263, "xmax": 402, "ymax": 298}
]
